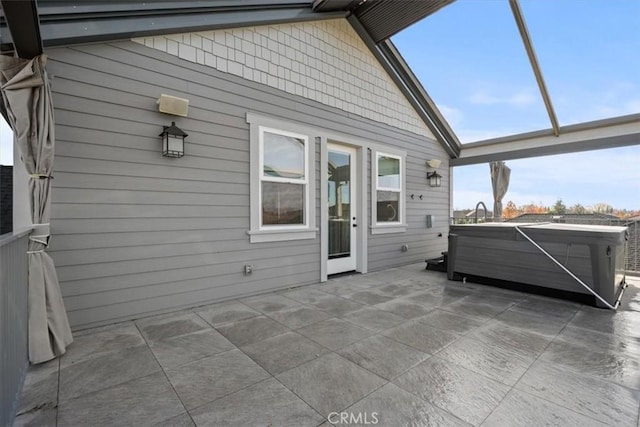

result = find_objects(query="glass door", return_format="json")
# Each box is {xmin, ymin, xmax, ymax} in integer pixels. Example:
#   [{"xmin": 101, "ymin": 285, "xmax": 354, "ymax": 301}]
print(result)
[{"xmin": 327, "ymin": 144, "xmax": 357, "ymax": 275}]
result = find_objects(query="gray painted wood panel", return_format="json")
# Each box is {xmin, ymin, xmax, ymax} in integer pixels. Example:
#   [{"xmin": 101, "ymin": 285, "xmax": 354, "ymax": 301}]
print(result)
[{"xmin": 46, "ymin": 40, "xmax": 449, "ymax": 329}]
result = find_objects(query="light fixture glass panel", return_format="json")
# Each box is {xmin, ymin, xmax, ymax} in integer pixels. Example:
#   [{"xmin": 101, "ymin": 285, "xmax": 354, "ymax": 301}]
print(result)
[
  {"xmin": 167, "ymin": 135, "xmax": 183, "ymax": 153},
  {"xmin": 263, "ymin": 132, "xmax": 305, "ymax": 179}
]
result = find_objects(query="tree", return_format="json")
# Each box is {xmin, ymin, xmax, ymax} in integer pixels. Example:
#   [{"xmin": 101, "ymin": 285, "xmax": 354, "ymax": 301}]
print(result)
[
  {"xmin": 592, "ymin": 202, "xmax": 614, "ymax": 214},
  {"xmin": 521, "ymin": 202, "xmax": 548, "ymax": 214},
  {"xmin": 568, "ymin": 203, "xmax": 588, "ymax": 214},
  {"xmin": 550, "ymin": 199, "xmax": 567, "ymax": 215},
  {"xmin": 503, "ymin": 201, "xmax": 520, "ymax": 219}
]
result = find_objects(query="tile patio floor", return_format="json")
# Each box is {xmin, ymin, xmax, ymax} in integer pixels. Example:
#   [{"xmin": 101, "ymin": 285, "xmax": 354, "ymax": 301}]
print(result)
[{"xmin": 14, "ymin": 263, "xmax": 640, "ymax": 426}]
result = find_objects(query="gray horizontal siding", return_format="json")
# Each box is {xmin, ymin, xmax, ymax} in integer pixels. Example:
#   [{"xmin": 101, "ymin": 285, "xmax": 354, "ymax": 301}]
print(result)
[{"xmin": 46, "ymin": 39, "xmax": 449, "ymax": 329}]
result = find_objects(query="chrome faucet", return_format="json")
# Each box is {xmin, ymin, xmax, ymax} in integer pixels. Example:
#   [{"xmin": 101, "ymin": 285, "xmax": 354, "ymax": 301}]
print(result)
[{"xmin": 475, "ymin": 201, "xmax": 487, "ymax": 223}]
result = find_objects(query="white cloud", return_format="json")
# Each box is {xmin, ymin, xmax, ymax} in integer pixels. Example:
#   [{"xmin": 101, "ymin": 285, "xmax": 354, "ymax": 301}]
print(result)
[{"xmin": 468, "ymin": 88, "xmax": 538, "ymax": 107}]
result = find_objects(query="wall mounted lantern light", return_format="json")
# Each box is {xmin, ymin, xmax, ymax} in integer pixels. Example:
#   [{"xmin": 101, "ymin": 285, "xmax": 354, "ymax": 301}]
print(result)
[
  {"xmin": 426, "ymin": 159, "xmax": 442, "ymax": 187},
  {"xmin": 427, "ymin": 171, "xmax": 442, "ymax": 187},
  {"xmin": 160, "ymin": 121, "xmax": 187, "ymax": 158}
]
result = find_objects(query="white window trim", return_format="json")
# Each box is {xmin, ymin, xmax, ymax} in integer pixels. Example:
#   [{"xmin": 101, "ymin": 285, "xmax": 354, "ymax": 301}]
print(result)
[
  {"xmin": 247, "ymin": 113, "xmax": 317, "ymax": 243},
  {"xmin": 371, "ymin": 149, "xmax": 407, "ymax": 235}
]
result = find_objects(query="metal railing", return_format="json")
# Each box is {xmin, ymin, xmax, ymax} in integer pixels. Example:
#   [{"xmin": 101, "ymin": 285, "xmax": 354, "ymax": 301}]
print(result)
[{"xmin": 1, "ymin": 228, "xmax": 30, "ymax": 427}]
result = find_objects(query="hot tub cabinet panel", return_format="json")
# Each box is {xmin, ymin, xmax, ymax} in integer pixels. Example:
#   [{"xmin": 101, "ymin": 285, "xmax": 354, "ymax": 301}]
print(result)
[{"xmin": 447, "ymin": 223, "xmax": 627, "ymax": 308}]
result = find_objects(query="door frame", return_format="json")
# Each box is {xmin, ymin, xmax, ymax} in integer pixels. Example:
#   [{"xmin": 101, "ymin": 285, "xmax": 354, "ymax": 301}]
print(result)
[{"xmin": 320, "ymin": 137, "xmax": 368, "ymax": 281}]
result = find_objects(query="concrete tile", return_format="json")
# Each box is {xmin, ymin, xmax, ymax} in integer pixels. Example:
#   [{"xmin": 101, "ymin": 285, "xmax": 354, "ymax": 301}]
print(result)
[
  {"xmin": 466, "ymin": 322, "xmax": 553, "ymax": 359},
  {"xmin": 191, "ymin": 378, "xmax": 323, "ymax": 426},
  {"xmin": 297, "ymin": 318, "xmax": 374, "ymax": 350},
  {"xmin": 393, "ymin": 357, "xmax": 510, "ymax": 426},
  {"xmin": 382, "ymin": 320, "xmax": 459, "ymax": 354},
  {"xmin": 215, "ymin": 315, "xmax": 289, "ymax": 347},
  {"xmin": 280, "ymin": 287, "xmax": 332, "ymax": 305},
  {"xmin": 267, "ymin": 305, "xmax": 332, "ymax": 329},
  {"xmin": 417, "ymin": 309, "xmax": 485, "ymax": 334},
  {"xmin": 441, "ymin": 299, "xmax": 508, "ymax": 321},
  {"xmin": 241, "ymin": 331, "xmax": 328, "ymax": 375},
  {"xmin": 149, "ymin": 328, "xmax": 234, "ymax": 369},
  {"xmin": 556, "ymin": 325, "xmax": 640, "ymax": 356},
  {"xmin": 58, "ymin": 372, "xmax": 184, "ymax": 427},
  {"xmin": 136, "ymin": 312, "xmax": 210, "ymax": 342},
  {"xmin": 374, "ymin": 282, "xmax": 422, "ymax": 297},
  {"xmin": 568, "ymin": 307, "xmax": 640, "ymax": 339},
  {"xmin": 308, "ymin": 294, "xmax": 366, "ymax": 316},
  {"xmin": 461, "ymin": 293, "xmax": 520, "ymax": 309},
  {"xmin": 59, "ymin": 344, "xmax": 160, "ymax": 401},
  {"xmin": 345, "ymin": 382, "xmax": 470, "ymax": 427},
  {"xmin": 516, "ymin": 361, "xmax": 640, "ymax": 426},
  {"xmin": 16, "ymin": 358, "xmax": 59, "ymax": 415},
  {"xmin": 60, "ymin": 322, "xmax": 144, "ymax": 367},
  {"xmin": 153, "ymin": 412, "xmax": 194, "ymax": 427},
  {"xmin": 403, "ymin": 290, "xmax": 464, "ymax": 307},
  {"xmin": 239, "ymin": 293, "xmax": 301, "ymax": 313},
  {"xmin": 13, "ymin": 407, "xmax": 57, "ymax": 427},
  {"xmin": 437, "ymin": 336, "xmax": 535, "ymax": 386},
  {"xmin": 512, "ymin": 295, "xmax": 581, "ymax": 321},
  {"xmin": 317, "ymin": 280, "xmax": 369, "ymax": 296},
  {"xmin": 365, "ymin": 268, "xmax": 415, "ymax": 283},
  {"xmin": 340, "ymin": 307, "xmax": 405, "ymax": 332},
  {"xmin": 481, "ymin": 389, "xmax": 608, "ymax": 426},
  {"xmin": 338, "ymin": 335, "xmax": 429, "ymax": 380},
  {"xmin": 343, "ymin": 289, "xmax": 395, "ymax": 305},
  {"xmin": 539, "ymin": 340, "xmax": 640, "ymax": 390},
  {"xmin": 165, "ymin": 349, "xmax": 270, "ymax": 410},
  {"xmin": 374, "ymin": 299, "xmax": 434, "ymax": 319},
  {"xmin": 276, "ymin": 353, "xmax": 386, "ymax": 417},
  {"xmin": 492, "ymin": 308, "xmax": 568, "ymax": 337},
  {"xmin": 195, "ymin": 300, "xmax": 261, "ymax": 327}
]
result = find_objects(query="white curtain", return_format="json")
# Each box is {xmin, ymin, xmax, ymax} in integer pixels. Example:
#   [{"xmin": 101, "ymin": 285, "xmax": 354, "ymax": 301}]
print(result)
[
  {"xmin": 490, "ymin": 161, "xmax": 511, "ymax": 221},
  {"xmin": 0, "ymin": 54, "xmax": 73, "ymax": 363}
]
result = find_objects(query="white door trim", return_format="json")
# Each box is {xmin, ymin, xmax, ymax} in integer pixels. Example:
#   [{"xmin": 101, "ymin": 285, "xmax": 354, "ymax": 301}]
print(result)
[{"xmin": 320, "ymin": 138, "xmax": 367, "ymax": 281}]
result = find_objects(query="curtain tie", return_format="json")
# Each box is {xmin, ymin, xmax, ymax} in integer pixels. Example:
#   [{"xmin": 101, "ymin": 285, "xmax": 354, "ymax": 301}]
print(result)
[
  {"xmin": 29, "ymin": 173, "xmax": 53, "ymax": 179},
  {"xmin": 30, "ymin": 223, "xmax": 50, "ymax": 246}
]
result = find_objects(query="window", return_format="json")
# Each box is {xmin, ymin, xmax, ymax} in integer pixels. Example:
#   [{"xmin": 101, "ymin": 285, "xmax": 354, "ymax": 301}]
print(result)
[
  {"xmin": 372, "ymin": 150, "xmax": 407, "ymax": 234},
  {"xmin": 247, "ymin": 113, "xmax": 316, "ymax": 243},
  {"xmin": 260, "ymin": 128, "xmax": 307, "ymax": 227}
]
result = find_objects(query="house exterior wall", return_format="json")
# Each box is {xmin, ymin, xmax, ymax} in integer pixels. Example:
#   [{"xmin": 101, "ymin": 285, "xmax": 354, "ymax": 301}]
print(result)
[
  {"xmin": 132, "ymin": 19, "xmax": 435, "ymax": 139},
  {"xmin": 45, "ymin": 19, "xmax": 449, "ymax": 330}
]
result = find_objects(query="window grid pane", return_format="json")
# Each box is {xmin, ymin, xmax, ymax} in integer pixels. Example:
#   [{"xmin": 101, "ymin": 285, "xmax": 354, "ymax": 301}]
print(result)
[
  {"xmin": 376, "ymin": 190, "xmax": 400, "ymax": 223},
  {"xmin": 262, "ymin": 182, "xmax": 305, "ymax": 226},
  {"xmin": 263, "ymin": 131, "xmax": 305, "ymax": 180},
  {"xmin": 377, "ymin": 155, "xmax": 400, "ymax": 190}
]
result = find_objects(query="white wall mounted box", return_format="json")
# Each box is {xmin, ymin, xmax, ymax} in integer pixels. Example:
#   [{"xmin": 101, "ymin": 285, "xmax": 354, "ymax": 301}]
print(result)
[{"xmin": 157, "ymin": 94, "xmax": 189, "ymax": 117}]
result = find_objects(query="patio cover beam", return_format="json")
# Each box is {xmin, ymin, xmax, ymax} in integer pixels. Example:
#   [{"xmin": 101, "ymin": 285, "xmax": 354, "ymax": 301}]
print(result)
[
  {"xmin": 0, "ymin": 1, "xmax": 345, "ymax": 50},
  {"xmin": 452, "ymin": 113, "xmax": 640, "ymax": 166},
  {"xmin": 509, "ymin": 0, "xmax": 560, "ymax": 136},
  {"xmin": 0, "ymin": 0, "xmax": 42, "ymax": 58}
]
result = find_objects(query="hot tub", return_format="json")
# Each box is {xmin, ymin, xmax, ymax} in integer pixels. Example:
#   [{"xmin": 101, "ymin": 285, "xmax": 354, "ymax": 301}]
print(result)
[{"xmin": 447, "ymin": 222, "xmax": 628, "ymax": 308}]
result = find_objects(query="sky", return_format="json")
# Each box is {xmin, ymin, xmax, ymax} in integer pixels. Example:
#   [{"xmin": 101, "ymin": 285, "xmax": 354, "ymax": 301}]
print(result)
[
  {"xmin": 393, "ymin": 0, "xmax": 640, "ymax": 210},
  {"xmin": 1, "ymin": 1, "xmax": 639, "ymax": 210}
]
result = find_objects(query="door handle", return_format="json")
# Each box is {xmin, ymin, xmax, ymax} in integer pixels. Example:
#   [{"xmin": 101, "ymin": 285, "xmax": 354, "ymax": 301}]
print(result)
[{"xmin": 352, "ymin": 223, "xmax": 357, "ymax": 228}]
